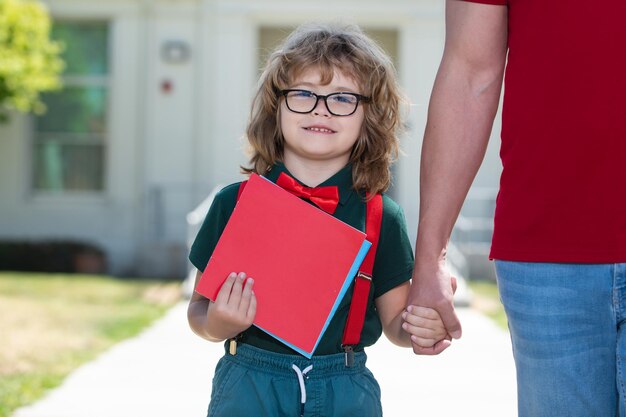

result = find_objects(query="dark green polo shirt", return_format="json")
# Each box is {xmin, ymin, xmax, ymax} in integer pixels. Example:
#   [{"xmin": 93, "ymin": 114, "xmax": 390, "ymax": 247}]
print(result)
[{"xmin": 189, "ymin": 163, "xmax": 414, "ymax": 355}]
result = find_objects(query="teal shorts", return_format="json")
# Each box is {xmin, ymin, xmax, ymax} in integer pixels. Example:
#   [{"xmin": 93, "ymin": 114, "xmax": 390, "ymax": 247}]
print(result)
[{"xmin": 207, "ymin": 344, "xmax": 382, "ymax": 417}]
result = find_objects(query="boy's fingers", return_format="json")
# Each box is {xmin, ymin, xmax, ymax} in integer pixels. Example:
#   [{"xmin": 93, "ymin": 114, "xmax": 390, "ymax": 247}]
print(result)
[
  {"xmin": 406, "ymin": 306, "xmax": 439, "ymax": 321},
  {"xmin": 246, "ymin": 291, "xmax": 257, "ymax": 321},
  {"xmin": 402, "ymin": 322, "xmax": 438, "ymax": 339},
  {"xmin": 402, "ymin": 313, "xmax": 431, "ymax": 329},
  {"xmin": 411, "ymin": 336, "xmax": 450, "ymax": 348},
  {"xmin": 238, "ymin": 278, "xmax": 254, "ymax": 312},
  {"xmin": 215, "ymin": 272, "xmax": 237, "ymax": 304},
  {"xmin": 229, "ymin": 272, "xmax": 246, "ymax": 304},
  {"xmin": 410, "ymin": 335, "xmax": 438, "ymax": 348},
  {"xmin": 412, "ymin": 338, "xmax": 452, "ymax": 354}
]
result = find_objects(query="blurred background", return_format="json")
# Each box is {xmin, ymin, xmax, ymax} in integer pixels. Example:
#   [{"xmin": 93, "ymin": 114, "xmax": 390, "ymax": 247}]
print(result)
[
  {"xmin": 0, "ymin": 0, "xmax": 502, "ymax": 281},
  {"xmin": 0, "ymin": 1, "xmax": 512, "ymax": 416}
]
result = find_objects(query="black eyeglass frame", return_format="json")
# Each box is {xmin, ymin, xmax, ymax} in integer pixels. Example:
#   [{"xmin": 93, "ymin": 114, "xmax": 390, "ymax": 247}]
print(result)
[{"xmin": 279, "ymin": 89, "xmax": 371, "ymax": 117}]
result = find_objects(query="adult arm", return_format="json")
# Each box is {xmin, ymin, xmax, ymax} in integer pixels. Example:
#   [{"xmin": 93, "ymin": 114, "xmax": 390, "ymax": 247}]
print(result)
[{"xmin": 408, "ymin": 0, "xmax": 508, "ymax": 354}]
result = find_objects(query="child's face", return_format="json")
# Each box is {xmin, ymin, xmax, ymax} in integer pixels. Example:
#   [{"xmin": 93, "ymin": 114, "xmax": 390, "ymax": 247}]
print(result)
[{"xmin": 280, "ymin": 67, "xmax": 365, "ymax": 170}]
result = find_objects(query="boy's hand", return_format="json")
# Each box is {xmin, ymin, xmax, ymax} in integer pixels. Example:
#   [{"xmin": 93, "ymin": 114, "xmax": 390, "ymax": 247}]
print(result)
[
  {"xmin": 206, "ymin": 272, "xmax": 257, "ymax": 340},
  {"xmin": 402, "ymin": 306, "xmax": 447, "ymax": 348}
]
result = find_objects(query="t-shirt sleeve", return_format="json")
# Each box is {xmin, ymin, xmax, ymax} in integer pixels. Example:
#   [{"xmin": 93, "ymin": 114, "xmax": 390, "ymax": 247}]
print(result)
[
  {"xmin": 188, "ymin": 183, "xmax": 239, "ymax": 272},
  {"xmin": 459, "ymin": 0, "xmax": 507, "ymax": 5},
  {"xmin": 371, "ymin": 196, "xmax": 414, "ymax": 298}
]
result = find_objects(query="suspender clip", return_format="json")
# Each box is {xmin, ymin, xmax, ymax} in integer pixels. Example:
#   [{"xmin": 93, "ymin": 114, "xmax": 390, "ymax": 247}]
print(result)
[
  {"xmin": 228, "ymin": 338, "xmax": 238, "ymax": 355},
  {"xmin": 356, "ymin": 272, "xmax": 372, "ymax": 281},
  {"xmin": 228, "ymin": 333, "xmax": 242, "ymax": 355},
  {"xmin": 342, "ymin": 345, "xmax": 355, "ymax": 367}
]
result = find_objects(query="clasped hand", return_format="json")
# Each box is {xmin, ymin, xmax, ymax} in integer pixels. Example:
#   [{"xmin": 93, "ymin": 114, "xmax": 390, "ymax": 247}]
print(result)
[{"xmin": 401, "ymin": 305, "xmax": 448, "ymax": 348}]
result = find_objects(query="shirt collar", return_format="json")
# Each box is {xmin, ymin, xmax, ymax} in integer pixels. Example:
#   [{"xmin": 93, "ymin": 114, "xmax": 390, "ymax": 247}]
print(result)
[{"xmin": 264, "ymin": 162, "xmax": 355, "ymax": 207}]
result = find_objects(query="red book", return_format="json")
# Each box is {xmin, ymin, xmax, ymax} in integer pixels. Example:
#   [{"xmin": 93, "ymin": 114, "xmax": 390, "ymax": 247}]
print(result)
[{"xmin": 195, "ymin": 173, "xmax": 371, "ymax": 357}]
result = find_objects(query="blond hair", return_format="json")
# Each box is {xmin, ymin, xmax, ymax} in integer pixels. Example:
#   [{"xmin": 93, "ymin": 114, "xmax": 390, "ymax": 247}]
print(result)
[{"xmin": 242, "ymin": 22, "xmax": 404, "ymax": 196}]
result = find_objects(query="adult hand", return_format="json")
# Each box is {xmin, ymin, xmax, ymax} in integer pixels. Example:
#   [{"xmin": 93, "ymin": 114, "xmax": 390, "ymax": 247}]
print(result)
[{"xmin": 407, "ymin": 262, "xmax": 461, "ymax": 355}]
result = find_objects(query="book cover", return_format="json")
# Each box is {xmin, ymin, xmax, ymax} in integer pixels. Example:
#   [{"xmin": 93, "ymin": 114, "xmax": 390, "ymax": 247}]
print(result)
[{"xmin": 196, "ymin": 173, "xmax": 371, "ymax": 357}]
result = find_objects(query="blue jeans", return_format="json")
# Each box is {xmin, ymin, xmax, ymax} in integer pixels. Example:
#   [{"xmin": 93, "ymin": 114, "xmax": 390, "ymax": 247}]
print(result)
[{"xmin": 495, "ymin": 261, "xmax": 626, "ymax": 417}]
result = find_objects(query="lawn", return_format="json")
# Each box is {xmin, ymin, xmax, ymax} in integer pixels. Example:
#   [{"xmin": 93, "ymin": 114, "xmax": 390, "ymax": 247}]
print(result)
[
  {"xmin": 0, "ymin": 272, "xmax": 181, "ymax": 417},
  {"xmin": 467, "ymin": 279, "xmax": 508, "ymax": 330}
]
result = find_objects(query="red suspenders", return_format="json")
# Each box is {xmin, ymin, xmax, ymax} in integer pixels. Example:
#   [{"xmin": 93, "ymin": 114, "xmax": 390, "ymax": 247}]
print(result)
[
  {"xmin": 341, "ymin": 192, "xmax": 382, "ymax": 366},
  {"xmin": 236, "ymin": 180, "xmax": 383, "ymax": 365},
  {"xmin": 236, "ymin": 180, "xmax": 247, "ymax": 200}
]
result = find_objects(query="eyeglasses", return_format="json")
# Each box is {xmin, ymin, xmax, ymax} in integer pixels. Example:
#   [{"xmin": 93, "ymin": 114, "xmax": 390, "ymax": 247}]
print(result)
[{"xmin": 279, "ymin": 89, "xmax": 370, "ymax": 117}]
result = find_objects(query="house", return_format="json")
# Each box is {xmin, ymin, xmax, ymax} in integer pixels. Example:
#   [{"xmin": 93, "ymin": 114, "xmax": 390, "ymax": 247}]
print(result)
[{"xmin": 0, "ymin": 0, "xmax": 502, "ymax": 278}]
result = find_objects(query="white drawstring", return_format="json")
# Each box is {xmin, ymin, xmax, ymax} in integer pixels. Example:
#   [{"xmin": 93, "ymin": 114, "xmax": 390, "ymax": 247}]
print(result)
[{"xmin": 292, "ymin": 364, "xmax": 313, "ymax": 416}]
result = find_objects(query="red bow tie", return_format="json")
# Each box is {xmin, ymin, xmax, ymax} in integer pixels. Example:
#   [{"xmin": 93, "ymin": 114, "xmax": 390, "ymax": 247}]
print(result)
[{"xmin": 276, "ymin": 172, "xmax": 340, "ymax": 214}]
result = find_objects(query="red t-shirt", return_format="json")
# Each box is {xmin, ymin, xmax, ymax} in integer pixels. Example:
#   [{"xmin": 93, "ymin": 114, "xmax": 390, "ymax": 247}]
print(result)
[{"xmin": 461, "ymin": 0, "xmax": 626, "ymax": 262}]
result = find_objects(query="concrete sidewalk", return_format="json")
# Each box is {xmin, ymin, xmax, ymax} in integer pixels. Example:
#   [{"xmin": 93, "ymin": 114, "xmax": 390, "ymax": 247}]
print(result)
[{"xmin": 12, "ymin": 303, "xmax": 517, "ymax": 417}]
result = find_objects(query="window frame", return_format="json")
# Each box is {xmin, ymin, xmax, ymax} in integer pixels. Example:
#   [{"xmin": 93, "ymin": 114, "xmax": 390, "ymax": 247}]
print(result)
[{"xmin": 29, "ymin": 19, "xmax": 112, "ymax": 198}]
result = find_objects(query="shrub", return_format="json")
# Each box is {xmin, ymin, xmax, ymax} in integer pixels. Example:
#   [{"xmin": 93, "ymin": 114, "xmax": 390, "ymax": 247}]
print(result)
[{"xmin": 0, "ymin": 240, "xmax": 106, "ymax": 273}]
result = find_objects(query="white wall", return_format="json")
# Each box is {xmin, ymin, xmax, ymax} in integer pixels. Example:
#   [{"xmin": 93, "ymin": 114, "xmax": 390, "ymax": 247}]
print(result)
[
  {"xmin": 0, "ymin": 115, "xmax": 29, "ymax": 231},
  {"xmin": 136, "ymin": 1, "xmax": 203, "ymax": 277}
]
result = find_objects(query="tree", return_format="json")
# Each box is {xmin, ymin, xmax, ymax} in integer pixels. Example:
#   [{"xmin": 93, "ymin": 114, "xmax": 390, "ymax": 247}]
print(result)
[{"xmin": 0, "ymin": 0, "xmax": 64, "ymax": 122}]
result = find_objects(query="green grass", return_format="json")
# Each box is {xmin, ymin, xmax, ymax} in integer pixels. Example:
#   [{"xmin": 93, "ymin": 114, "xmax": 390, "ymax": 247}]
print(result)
[
  {"xmin": 0, "ymin": 272, "xmax": 181, "ymax": 417},
  {"xmin": 467, "ymin": 279, "xmax": 509, "ymax": 331}
]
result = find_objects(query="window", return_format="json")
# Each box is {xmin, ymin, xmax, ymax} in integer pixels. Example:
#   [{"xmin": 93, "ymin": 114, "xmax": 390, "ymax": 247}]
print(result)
[{"xmin": 32, "ymin": 22, "xmax": 109, "ymax": 192}]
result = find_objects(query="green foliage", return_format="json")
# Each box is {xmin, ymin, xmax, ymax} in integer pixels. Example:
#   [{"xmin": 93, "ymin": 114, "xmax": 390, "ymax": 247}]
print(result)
[{"xmin": 0, "ymin": 0, "xmax": 64, "ymax": 121}]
